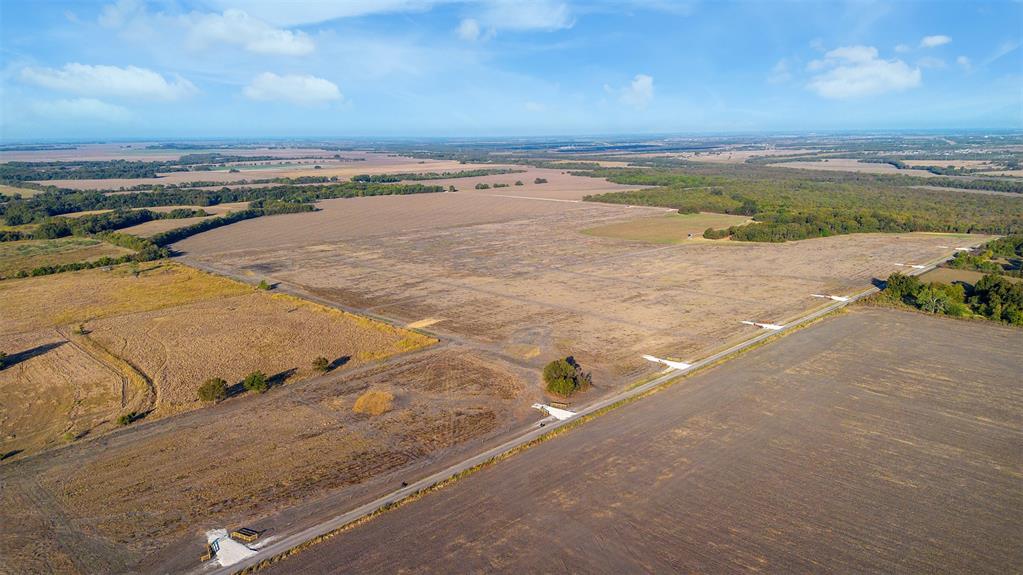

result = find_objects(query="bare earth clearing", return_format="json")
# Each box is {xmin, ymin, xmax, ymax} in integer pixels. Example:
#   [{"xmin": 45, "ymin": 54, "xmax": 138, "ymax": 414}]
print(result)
[{"xmin": 264, "ymin": 307, "xmax": 1023, "ymax": 575}]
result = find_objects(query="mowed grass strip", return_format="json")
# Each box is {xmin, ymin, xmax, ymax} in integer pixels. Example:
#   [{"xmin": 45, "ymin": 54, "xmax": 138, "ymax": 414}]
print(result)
[
  {"xmin": 581, "ymin": 212, "xmax": 750, "ymax": 244},
  {"xmin": 0, "ymin": 237, "xmax": 133, "ymax": 278}
]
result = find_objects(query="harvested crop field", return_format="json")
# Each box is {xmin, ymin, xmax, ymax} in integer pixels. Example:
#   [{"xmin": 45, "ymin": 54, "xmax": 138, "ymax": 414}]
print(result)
[
  {"xmin": 0, "ymin": 237, "xmax": 132, "ymax": 278},
  {"xmin": 0, "ymin": 347, "xmax": 530, "ymax": 574},
  {"xmin": 177, "ymin": 186, "xmax": 984, "ymax": 392},
  {"xmin": 263, "ymin": 307, "xmax": 1023, "ymax": 575},
  {"xmin": 421, "ymin": 167, "xmax": 642, "ymax": 200},
  {"xmin": 0, "ymin": 262, "xmax": 432, "ymax": 458},
  {"xmin": 582, "ymin": 212, "xmax": 751, "ymax": 243}
]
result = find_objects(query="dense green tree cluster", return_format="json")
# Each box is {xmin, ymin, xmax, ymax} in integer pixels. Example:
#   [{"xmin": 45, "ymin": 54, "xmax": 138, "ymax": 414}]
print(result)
[
  {"xmin": 582, "ymin": 168, "xmax": 1023, "ymax": 242},
  {"xmin": 947, "ymin": 235, "xmax": 1023, "ymax": 277},
  {"xmin": 881, "ymin": 272, "xmax": 1022, "ymax": 325},
  {"xmin": 542, "ymin": 356, "xmax": 592, "ymax": 396},
  {"xmin": 0, "ymin": 155, "xmax": 288, "ymax": 182},
  {"xmin": 29, "ymin": 208, "xmax": 207, "ymax": 240},
  {"xmin": 0, "ymin": 182, "xmax": 443, "ymax": 224}
]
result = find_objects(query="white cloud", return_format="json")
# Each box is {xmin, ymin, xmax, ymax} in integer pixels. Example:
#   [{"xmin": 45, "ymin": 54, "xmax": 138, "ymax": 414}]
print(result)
[
  {"xmin": 31, "ymin": 98, "xmax": 133, "ymax": 123},
  {"xmin": 920, "ymin": 35, "xmax": 951, "ymax": 48},
  {"xmin": 188, "ymin": 10, "xmax": 315, "ymax": 55},
  {"xmin": 894, "ymin": 43, "xmax": 910, "ymax": 53},
  {"xmin": 956, "ymin": 55, "xmax": 972, "ymax": 71},
  {"xmin": 476, "ymin": 0, "xmax": 574, "ymax": 31},
  {"xmin": 243, "ymin": 72, "xmax": 342, "ymax": 105},
  {"xmin": 203, "ymin": 0, "xmax": 440, "ymax": 27},
  {"xmin": 985, "ymin": 39, "xmax": 1021, "ymax": 65},
  {"xmin": 618, "ymin": 74, "xmax": 654, "ymax": 108},
  {"xmin": 21, "ymin": 63, "xmax": 197, "ymax": 101},
  {"xmin": 457, "ymin": 18, "xmax": 482, "ymax": 41},
  {"xmin": 524, "ymin": 100, "xmax": 546, "ymax": 112},
  {"xmin": 768, "ymin": 59, "xmax": 792, "ymax": 84},
  {"xmin": 807, "ymin": 45, "xmax": 921, "ymax": 99}
]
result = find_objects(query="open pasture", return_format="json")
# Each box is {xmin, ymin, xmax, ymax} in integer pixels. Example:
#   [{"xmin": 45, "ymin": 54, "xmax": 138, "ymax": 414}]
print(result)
[{"xmin": 262, "ymin": 307, "xmax": 1023, "ymax": 575}]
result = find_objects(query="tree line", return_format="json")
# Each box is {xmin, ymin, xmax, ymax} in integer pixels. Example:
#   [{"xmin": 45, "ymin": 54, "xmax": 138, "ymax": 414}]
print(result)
[
  {"xmin": 580, "ymin": 168, "xmax": 1023, "ymax": 242},
  {"xmin": 0, "ymin": 181, "xmax": 444, "ymax": 225},
  {"xmin": 881, "ymin": 272, "xmax": 1023, "ymax": 326}
]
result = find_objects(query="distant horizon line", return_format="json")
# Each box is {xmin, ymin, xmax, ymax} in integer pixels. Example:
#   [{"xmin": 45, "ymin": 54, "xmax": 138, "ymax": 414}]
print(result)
[{"xmin": 3, "ymin": 128, "xmax": 1022, "ymax": 146}]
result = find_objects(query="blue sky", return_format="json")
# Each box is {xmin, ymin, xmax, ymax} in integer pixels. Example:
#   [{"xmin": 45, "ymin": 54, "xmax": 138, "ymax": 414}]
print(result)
[{"xmin": 1, "ymin": 0, "xmax": 1020, "ymax": 140}]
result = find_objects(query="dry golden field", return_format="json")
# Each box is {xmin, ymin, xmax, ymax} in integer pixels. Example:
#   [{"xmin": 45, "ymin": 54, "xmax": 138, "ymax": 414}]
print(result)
[{"xmin": 0, "ymin": 262, "xmax": 433, "ymax": 459}]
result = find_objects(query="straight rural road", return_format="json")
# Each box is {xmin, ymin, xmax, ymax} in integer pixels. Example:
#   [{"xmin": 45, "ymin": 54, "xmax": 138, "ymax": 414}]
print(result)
[{"xmin": 202, "ymin": 250, "xmax": 956, "ymax": 575}]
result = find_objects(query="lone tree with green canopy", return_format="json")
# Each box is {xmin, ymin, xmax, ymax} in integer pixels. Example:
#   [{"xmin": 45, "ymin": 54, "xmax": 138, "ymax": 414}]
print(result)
[{"xmin": 543, "ymin": 356, "xmax": 592, "ymax": 397}]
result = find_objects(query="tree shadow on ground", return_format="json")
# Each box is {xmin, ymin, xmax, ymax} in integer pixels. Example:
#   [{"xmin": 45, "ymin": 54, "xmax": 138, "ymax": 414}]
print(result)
[
  {"xmin": 327, "ymin": 356, "xmax": 350, "ymax": 371},
  {"xmin": 1, "ymin": 341, "xmax": 65, "ymax": 370}
]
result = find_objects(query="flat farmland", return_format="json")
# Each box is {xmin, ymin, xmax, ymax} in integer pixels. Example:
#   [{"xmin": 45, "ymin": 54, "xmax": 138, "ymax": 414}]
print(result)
[
  {"xmin": 264, "ymin": 307, "xmax": 1023, "ymax": 575},
  {"xmin": 0, "ymin": 346, "xmax": 532, "ymax": 575},
  {"xmin": 177, "ymin": 188, "xmax": 978, "ymax": 390},
  {"xmin": 0, "ymin": 262, "xmax": 432, "ymax": 458},
  {"xmin": 419, "ymin": 166, "xmax": 642, "ymax": 200},
  {"xmin": 35, "ymin": 153, "xmax": 482, "ymax": 190},
  {"xmin": 582, "ymin": 211, "xmax": 751, "ymax": 243}
]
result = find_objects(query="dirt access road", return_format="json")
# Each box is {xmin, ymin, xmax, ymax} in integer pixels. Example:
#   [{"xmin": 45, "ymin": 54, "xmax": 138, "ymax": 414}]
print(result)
[{"xmin": 261, "ymin": 307, "xmax": 1023, "ymax": 574}]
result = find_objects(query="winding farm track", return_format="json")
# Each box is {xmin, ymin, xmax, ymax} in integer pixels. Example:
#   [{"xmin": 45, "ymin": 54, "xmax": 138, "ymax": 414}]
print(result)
[{"xmin": 198, "ymin": 251, "xmax": 956, "ymax": 575}]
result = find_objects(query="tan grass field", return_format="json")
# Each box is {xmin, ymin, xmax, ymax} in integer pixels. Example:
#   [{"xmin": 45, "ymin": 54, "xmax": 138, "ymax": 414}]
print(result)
[
  {"xmin": 0, "ymin": 262, "xmax": 434, "ymax": 458},
  {"xmin": 0, "ymin": 237, "xmax": 132, "ymax": 278},
  {"xmin": 582, "ymin": 212, "xmax": 751, "ymax": 243},
  {"xmin": 0, "ymin": 183, "xmax": 43, "ymax": 197}
]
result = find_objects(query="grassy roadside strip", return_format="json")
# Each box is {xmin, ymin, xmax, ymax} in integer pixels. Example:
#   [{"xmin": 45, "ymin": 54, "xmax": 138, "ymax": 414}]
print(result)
[{"xmin": 235, "ymin": 307, "xmax": 845, "ymax": 574}]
